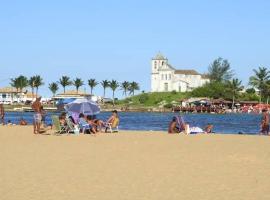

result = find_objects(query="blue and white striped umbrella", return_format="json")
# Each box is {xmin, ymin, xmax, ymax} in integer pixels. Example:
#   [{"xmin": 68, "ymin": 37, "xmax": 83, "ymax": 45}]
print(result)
[{"xmin": 64, "ymin": 98, "xmax": 100, "ymax": 115}]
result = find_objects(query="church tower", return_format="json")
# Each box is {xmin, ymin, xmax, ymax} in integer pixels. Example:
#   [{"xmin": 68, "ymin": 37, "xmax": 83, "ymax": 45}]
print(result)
[{"xmin": 151, "ymin": 52, "xmax": 168, "ymax": 92}]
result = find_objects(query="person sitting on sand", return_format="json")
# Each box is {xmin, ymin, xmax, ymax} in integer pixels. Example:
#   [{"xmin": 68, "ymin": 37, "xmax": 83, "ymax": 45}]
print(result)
[
  {"xmin": 105, "ymin": 110, "xmax": 119, "ymax": 133},
  {"xmin": 168, "ymin": 116, "xmax": 180, "ymax": 133},
  {"xmin": 168, "ymin": 115, "xmax": 187, "ymax": 134},
  {"xmin": 19, "ymin": 118, "xmax": 28, "ymax": 126},
  {"xmin": 260, "ymin": 109, "xmax": 269, "ymax": 135}
]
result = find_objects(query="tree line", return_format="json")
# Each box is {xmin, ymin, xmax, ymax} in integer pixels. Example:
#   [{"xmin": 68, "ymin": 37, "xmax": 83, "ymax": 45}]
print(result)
[
  {"xmin": 10, "ymin": 75, "xmax": 140, "ymax": 101},
  {"xmin": 192, "ymin": 57, "xmax": 270, "ymax": 107}
]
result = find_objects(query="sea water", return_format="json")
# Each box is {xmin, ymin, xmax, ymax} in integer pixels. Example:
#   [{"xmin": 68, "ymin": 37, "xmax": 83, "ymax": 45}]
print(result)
[{"xmin": 3, "ymin": 111, "xmax": 262, "ymax": 134}]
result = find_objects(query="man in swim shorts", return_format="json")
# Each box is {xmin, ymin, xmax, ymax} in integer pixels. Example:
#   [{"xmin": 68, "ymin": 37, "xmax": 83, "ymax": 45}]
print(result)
[
  {"xmin": 261, "ymin": 109, "xmax": 269, "ymax": 135},
  {"xmin": 31, "ymin": 97, "xmax": 42, "ymax": 134}
]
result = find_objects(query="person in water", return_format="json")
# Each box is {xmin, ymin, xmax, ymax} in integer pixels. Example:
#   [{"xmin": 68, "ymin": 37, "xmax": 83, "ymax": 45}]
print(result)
[{"xmin": 260, "ymin": 109, "xmax": 269, "ymax": 135}]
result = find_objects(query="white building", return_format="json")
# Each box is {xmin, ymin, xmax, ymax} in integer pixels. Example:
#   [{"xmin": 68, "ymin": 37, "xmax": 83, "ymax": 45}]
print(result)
[
  {"xmin": 0, "ymin": 87, "xmax": 41, "ymax": 104},
  {"xmin": 151, "ymin": 53, "xmax": 209, "ymax": 92}
]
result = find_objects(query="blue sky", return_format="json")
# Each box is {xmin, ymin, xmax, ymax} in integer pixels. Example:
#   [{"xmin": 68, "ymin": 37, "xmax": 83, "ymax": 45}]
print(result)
[{"xmin": 0, "ymin": 0, "xmax": 270, "ymax": 98}]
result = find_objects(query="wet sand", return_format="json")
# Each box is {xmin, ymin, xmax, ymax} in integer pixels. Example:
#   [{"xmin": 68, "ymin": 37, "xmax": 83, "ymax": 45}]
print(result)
[{"xmin": 0, "ymin": 126, "xmax": 270, "ymax": 200}]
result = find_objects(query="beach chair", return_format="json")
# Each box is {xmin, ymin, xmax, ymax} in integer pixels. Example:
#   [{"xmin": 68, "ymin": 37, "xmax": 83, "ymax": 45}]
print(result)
[
  {"xmin": 65, "ymin": 118, "xmax": 76, "ymax": 134},
  {"xmin": 51, "ymin": 115, "xmax": 67, "ymax": 134},
  {"xmin": 105, "ymin": 117, "xmax": 119, "ymax": 133}
]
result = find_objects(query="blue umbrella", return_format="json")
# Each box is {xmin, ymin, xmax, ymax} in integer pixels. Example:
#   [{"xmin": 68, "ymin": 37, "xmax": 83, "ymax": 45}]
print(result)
[{"xmin": 64, "ymin": 98, "xmax": 100, "ymax": 115}]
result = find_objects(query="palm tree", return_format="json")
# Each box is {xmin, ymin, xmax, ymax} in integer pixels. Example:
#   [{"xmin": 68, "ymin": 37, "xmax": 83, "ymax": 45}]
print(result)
[
  {"xmin": 33, "ymin": 75, "xmax": 44, "ymax": 97},
  {"xmin": 101, "ymin": 80, "xmax": 110, "ymax": 98},
  {"xmin": 226, "ymin": 78, "xmax": 244, "ymax": 108},
  {"xmin": 28, "ymin": 76, "xmax": 36, "ymax": 100},
  {"xmin": 10, "ymin": 77, "xmax": 20, "ymax": 92},
  {"xmin": 121, "ymin": 81, "xmax": 130, "ymax": 97},
  {"xmin": 208, "ymin": 57, "xmax": 233, "ymax": 82},
  {"xmin": 48, "ymin": 82, "xmax": 59, "ymax": 97},
  {"xmin": 59, "ymin": 76, "xmax": 72, "ymax": 93},
  {"xmin": 88, "ymin": 79, "xmax": 98, "ymax": 95},
  {"xmin": 73, "ymin": 78, "xmax": 84, "ymax": 94},
  {"xmin": 249, "ymin": 67, "xmax": 270, "ymax": 103},
  {"xmin": 10, "ymin": 76, "xmax": 28, "ymax": 102},
  {"xmin": 128, "ymin": 81, "xmax": 140, "ymax": 96},
  {"xmin": 10, "ymin": 75, "xmax": 28, "ymax": 92},
  {"xmin": 109, "ymin": 80, "xmax": 119, "ymax": 105}
]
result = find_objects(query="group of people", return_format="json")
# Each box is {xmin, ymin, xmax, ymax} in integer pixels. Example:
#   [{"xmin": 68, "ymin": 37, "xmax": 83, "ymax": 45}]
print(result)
[
  {"xmin": 58, "ymin": 110, "xmax": 119, "ymax": 134},
  {"xmin": 168, "ymin": 115, "xmax": 213, "ymax": 134}
]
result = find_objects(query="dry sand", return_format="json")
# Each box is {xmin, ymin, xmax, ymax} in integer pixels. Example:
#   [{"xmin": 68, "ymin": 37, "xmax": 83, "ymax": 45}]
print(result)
[{"xmin": 0, "ymin": 126, "xmax": 270, "ymax": 200}]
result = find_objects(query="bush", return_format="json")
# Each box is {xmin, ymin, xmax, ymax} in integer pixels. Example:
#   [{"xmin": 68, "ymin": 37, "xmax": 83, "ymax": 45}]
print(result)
[
  {"xmin": 164, "ymin": 103, "xmax": 173, "ymax": 109},
  {"xmin": 171, "ymin": 90, "xmax": 177, "ymax": 95},
  {"xmin": 138, "ymin": 93, "xmax": 149, "ymax": 104}
]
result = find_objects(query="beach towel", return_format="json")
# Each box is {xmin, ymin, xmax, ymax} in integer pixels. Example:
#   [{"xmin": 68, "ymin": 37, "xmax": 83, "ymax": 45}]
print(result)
[{"xmin": 189, "ymin": 127, "xmax": 204, "ymax": 134}]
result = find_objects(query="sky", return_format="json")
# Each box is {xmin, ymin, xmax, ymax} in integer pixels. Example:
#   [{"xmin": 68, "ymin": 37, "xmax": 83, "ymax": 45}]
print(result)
[{"xmin": 0, "ymin": 0, "xmax": 270, "ymax": 98}]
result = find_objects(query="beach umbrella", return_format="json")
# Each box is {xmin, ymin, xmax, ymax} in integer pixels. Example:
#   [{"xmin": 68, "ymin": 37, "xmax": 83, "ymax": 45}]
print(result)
[{"xmin": 64, "ymin": 98, "xmax": 100, "ymax": 115}]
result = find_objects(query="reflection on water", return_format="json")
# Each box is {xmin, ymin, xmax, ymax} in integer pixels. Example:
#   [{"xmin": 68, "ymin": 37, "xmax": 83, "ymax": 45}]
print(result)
[{"xmin": 4, "ymin": 112, "xmax": 261, "ymax": 134}]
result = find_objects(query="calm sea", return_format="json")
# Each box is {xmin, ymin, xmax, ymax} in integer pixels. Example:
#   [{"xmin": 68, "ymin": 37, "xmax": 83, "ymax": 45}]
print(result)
[{"xmin": 3, "ymin": 111, "xmax": 262, "ymax": 134}]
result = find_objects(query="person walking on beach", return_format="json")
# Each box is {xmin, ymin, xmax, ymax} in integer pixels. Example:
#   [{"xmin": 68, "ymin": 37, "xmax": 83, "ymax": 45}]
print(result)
[
  {"xmin": 0, "ymin": 103, "xmax": 4, "ymax": 125},
  {"xmin": 260, "ymin": 109, "xmax": 269, "ymax": 135},
  {"xmin": 31, "ymin": 97, "xmax": 42, "ymax": 134}
]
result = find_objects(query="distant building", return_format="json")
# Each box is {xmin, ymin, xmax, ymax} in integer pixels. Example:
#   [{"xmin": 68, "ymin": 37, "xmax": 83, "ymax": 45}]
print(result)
[
  {"xmin": 151, "ymin": 53, "xmax": 209, "ymax": 92},
  {"xmin": 0, "ymin": 87, "xmax": 39, "ymax": 104},
  {"xmin": 52, "ymin": 90, "xmax": 92, "ymax": 100}
]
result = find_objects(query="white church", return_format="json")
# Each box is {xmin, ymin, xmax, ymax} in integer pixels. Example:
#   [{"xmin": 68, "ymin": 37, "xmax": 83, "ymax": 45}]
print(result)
[{"xmin": 151, "ymin": 53, "xmax": 209, "ymax": 92}]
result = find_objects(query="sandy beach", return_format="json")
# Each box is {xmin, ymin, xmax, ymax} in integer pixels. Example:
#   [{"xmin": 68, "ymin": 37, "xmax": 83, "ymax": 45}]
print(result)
[{"xmin": 0, "ymin": 126, "xmax": 270, "ymax": 200}]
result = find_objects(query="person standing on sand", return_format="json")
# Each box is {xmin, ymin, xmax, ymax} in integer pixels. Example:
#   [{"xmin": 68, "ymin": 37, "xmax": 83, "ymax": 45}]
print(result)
[
  {"xmin": 260, "ymin": 109, "xmax": 269, "ymax": 135},
  {"xmin": 0, "ymin": 103, "xmax": 4, "ymax": 125},
  {"xmin": 31, "ymin": 97, "xmax": 42, "ymax": 134}
]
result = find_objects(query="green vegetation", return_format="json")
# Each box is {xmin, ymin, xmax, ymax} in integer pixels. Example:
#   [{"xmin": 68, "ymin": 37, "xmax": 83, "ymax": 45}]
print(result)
[{"xmin": 116, "ymin": 91, "xmax": 190, "ymax": 107}]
